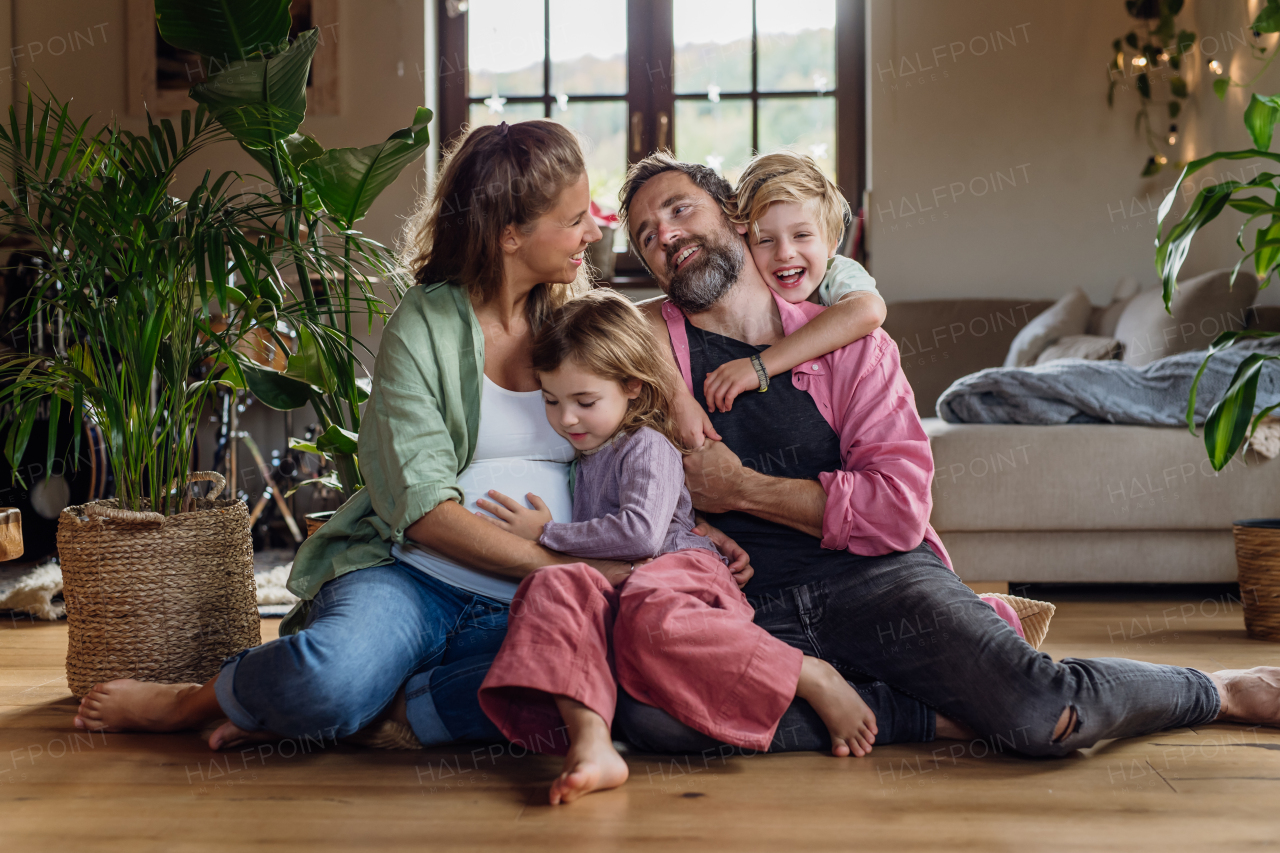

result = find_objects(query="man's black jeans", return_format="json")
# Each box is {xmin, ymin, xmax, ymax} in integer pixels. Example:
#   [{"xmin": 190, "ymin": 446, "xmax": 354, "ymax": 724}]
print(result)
[{"xmin": 617, "ymin": 543, "xmax": 1220, "ymax": 757}]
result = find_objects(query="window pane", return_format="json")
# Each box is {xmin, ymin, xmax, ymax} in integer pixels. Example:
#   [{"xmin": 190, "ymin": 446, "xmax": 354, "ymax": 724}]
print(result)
[
  {"xmin": 468, "ymin": 101, "xmax": 545, "ymax": 129},
  {"xmin": 550, "ymin": 0, "xmax": 626, "ymax": 96},
  {"xmin": 468, "ymin": 0, "xmax": 545, "ymax": 97},
  {"xmin": 674, "ymin": 0, "xmax": 751, "ymax": 95},
  {"xmin": 675, "ymin": 99, "xmax": 752, "ymax": 185},
  {"xmin": 553, "ymin": 100, "xmax": 628, "ymax": 211},
  {"xmin": 757, "ymin": 97, "xmax": 837, "ymax": 184},
  {"xmin": 757, "ymin": 0, "xmax": 835, "ymax": 93}
]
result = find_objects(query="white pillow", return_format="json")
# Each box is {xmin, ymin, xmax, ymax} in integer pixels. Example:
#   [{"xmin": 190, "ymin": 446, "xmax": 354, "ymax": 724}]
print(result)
[{"xmin": 1003, "ymin": 288, "xmax": 1093, "ymax": 367}]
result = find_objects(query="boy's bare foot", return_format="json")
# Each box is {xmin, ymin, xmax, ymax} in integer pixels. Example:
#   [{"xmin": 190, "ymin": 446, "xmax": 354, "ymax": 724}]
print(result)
[
  {"xmin": 73, "ymin": 679, "xmax": 215, "ymax": 733},
  {"xmin": 1211, "ymin": 667, "xmax": 1280, "ymax": 726},
  {"xmin": 549, "ymin": 696, "xmax": 629, "ymax": 805},
  {"xmin": 795, "ymin": 656, "xmax": 878, "ymax": 757}
]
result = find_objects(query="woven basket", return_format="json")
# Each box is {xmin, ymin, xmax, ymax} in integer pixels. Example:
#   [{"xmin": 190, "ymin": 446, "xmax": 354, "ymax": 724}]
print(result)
[
  {"xmin": 1232, "ymin": 519, "xmax": 1280, "ymax": 642},
  {"xmin": 57, "ymin": 471, "xmax": 260, "ymax": 697},
  {"xmin": 985, "ymin": 593, "xmax": 1056, "ymax": 649}
]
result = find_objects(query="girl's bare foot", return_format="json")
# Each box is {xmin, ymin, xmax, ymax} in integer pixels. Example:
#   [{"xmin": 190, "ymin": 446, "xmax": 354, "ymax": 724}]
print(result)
[
  {"xmin": 73, "ymin": 679, "xmax": 218, "ymax": 733},
  {"xmin": 549, "ymin": 696, "xmax": 629, "ymax": 805},
  {"xmin": 1211, "ymin": 667, "xmax": 1280, "ymax": 726},
  {"xmin": 795, "ymin": 656, "xmax": 878, "ymax": 757}
]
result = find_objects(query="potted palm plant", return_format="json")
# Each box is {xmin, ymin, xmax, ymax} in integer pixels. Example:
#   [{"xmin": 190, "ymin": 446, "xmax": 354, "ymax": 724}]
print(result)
[{"xmin": 0, "ymin": 94, "xmax": 308, "ymax": 693}]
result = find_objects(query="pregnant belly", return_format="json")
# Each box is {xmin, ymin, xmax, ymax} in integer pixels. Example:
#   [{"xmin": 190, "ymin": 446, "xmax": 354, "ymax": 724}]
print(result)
[{"xmin": 457, "ymin": 458, "xmax": 573, "ymax": 523}]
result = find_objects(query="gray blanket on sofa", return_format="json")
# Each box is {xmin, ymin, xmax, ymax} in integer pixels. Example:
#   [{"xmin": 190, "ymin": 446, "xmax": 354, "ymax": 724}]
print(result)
[{"xmin": 936, "ymin": 338, "xmax": 1280, "ymax": 425}]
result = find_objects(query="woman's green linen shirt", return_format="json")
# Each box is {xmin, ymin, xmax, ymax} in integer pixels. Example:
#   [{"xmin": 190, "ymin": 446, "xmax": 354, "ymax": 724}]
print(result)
[{"xmin": 279, "ymin": 280, "xmax": 483, "ymax": 634}]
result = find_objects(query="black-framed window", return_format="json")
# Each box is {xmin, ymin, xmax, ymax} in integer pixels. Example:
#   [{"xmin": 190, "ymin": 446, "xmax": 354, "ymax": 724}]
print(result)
[{"xmin": 438, "ymin": 0, "xmax": 865, "ymax": 280}]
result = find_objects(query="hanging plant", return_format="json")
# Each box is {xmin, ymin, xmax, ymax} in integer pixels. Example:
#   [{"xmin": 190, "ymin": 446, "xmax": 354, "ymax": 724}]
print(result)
[{"xmin": 1106, "ymin": 0, "xmax": 1196, "ymax": 176}]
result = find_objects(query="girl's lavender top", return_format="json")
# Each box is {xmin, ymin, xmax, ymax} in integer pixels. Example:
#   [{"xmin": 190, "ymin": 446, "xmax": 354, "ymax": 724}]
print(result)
[{"xmin": 538, "ymin": 426, "xmax": 725, "ymax": 564}]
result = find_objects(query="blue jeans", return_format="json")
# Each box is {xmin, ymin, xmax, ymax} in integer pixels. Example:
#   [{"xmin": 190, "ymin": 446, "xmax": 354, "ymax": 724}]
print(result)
[
  {"xmin": 215, "ymin": 560, "xmax": 508, "ymax": 745},
  {"xmin": 618, "ymin": 543, "xmax": 1222, "ymax": 757}
]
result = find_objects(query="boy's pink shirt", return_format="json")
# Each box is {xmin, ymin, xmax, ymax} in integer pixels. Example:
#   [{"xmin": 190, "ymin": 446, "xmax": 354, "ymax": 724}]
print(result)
[{"xmin": 661, "ymin": 296, "xmax": 953, "ymax": 570}]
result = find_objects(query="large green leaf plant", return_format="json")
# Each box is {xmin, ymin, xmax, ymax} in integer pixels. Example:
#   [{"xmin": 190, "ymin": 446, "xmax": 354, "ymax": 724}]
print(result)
[
  {"xmin": 0, "ymin": 93, "xmax": 368, "ymax": 513},
  {"xmin": 1154, "ymin": 1, "xmax": 1280, "ymax": 471},
  {"xmin": 152, "ymin": 0, "xmax": 433, "ymax": 497}
]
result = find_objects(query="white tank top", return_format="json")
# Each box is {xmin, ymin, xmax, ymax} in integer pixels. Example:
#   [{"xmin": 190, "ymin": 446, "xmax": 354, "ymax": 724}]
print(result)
[{"xmin": 391, "ymin": 375, "xmax": 575, "ymax": 601}]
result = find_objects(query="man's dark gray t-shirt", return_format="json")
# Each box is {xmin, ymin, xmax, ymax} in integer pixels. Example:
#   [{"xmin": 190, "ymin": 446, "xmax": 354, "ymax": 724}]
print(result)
[{"xmin": 685, "ymin": 317, "xmax": 858, "ymax": 598}]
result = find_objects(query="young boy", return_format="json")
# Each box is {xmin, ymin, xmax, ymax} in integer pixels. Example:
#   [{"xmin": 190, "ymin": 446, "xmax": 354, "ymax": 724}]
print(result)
[{"xmin": 668, "ymin": 152, "xmax": 885, "ymax": 436}]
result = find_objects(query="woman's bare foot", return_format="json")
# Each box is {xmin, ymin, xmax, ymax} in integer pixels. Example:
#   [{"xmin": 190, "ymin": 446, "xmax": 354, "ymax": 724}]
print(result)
[
  {"xmin": 73, "ymin": 678, "xmax": 219, "ymax": 733},
  {"xmin": 549, "ymin": 696, "xmax": 629, "ymax": 805},
  {"xmin": 794, "ymin": 656, "xmax": 878, "ymax": 757},
  {"xmin": 1211, "ymin": 667, "xmax": 1280, "ymax": 726}
]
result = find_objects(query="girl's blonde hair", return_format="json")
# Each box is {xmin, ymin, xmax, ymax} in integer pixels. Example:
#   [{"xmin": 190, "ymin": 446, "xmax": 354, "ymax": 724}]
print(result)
[
  {"xmin": 401, "ymin": 119, "xmax": 590, "ymax": 331},
  {"xmin": 531, "ymin": 289, "xmax": 689, "ymax": 453},
  {"xmin": 731, "ymin": 150, "xmax": 851, "ymax": 249}
]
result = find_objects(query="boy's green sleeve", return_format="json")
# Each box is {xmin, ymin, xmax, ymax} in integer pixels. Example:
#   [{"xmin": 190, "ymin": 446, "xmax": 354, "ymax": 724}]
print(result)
[{"xmin": 817, "ymin": 255, "xmax": 879, "ymax": 306}]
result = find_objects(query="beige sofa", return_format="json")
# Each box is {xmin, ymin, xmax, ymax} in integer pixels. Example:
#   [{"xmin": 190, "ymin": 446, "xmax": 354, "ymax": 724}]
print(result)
[{"xmin": 883, "ymin": 298, "xmax": 1280, "ymax": 584}]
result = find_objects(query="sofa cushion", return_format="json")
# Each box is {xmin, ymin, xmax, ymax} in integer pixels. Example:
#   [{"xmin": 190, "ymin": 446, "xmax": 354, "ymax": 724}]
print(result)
[
  {"xmin": 1113, "ymin": 270, "xmax": 1259, "ymax": 366},
  {"xmin": 1035, "ymin": 334, "xmax": 1123, "ymax": 364},
  {"xmin": 1003, "ymin": 288, "xmax": 1092, "ymax": 367},
  {"xmin": 924, "ymin": 418, "xmax": 1279, "ymax": 532},
  {"xmin": 1087, "ymin": 276, "xmax": 1142, "ymax": 339}
]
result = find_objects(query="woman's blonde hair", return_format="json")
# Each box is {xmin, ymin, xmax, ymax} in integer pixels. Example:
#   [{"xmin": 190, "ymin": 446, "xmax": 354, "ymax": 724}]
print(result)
[
  {"xmin": 401, "ymin": 119, "xmax": 590, "ymax": 331},
  {"xmin": 531, "ymin": 289, "xmax": 689, "ymax": 453},
  {"xmin": 731, "ymin": 150, "xmax": 851, "ymax": 249}
]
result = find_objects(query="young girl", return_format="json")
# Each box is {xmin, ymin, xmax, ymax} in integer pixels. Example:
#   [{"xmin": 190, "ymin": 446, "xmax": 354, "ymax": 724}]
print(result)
[{"xmin": 476, "ymin": 289, "xmax": 884, "ymax": 805}]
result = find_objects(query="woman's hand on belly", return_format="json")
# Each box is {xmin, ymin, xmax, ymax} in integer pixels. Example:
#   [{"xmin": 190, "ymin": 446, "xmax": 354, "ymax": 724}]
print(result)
[{"xmin": 474, "ymin": 490, "xmax": 552, "ymax": 541}]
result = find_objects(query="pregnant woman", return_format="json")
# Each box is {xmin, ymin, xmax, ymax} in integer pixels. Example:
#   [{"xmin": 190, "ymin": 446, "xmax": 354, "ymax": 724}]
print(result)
[{"xmin": 72, "ymin": 119, "xmax": 684, "ymax": 748}]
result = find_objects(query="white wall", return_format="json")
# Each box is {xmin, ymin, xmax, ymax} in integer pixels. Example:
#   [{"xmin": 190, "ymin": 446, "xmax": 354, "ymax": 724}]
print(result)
[
  {"xmin": 9, "ymin": 0, "xmax": 433, "ymax": 250},
  {"xmin": 867, "ymin": 0, "xmax": 1280, "ymax": 304}
]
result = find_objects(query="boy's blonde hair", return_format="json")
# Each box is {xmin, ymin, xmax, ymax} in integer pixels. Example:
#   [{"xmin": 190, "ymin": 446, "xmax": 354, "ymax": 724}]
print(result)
[
  {"xmin": 531, "ymin": 289, "xmax": 689, "ymax": 453},
  {"xmin": 731, "ymin": 150, "xmax": 851, "ymax": 249}
]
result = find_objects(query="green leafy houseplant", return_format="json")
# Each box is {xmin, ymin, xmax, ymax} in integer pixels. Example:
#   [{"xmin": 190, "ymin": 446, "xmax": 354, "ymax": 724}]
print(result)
[
  {"xmin": 1106, "ymin": 0, "xmax": 1196, "ymax": 176},
  {"xmin": 0, "ymin": 93, "xmax": 330, "ymax": 513},
  {"xmin": 153, "ymin": 0, "xmax": 432, "ymax": 498},
  {"xmin": 1153, "ymin": 2, "xmax": 1280, "ymax": 471}
]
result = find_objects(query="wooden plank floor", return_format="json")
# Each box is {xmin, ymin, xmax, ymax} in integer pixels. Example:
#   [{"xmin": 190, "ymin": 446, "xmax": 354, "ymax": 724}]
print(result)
[{"xmin": 2, "ymin": 596, "xmax": 1279, "ymax": 853}]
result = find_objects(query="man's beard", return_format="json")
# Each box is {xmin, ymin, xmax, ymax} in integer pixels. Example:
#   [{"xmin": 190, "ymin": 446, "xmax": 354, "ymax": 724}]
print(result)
[{"xmin": 665, "ymin": 224, "xmax": 744, "ymax": 314}]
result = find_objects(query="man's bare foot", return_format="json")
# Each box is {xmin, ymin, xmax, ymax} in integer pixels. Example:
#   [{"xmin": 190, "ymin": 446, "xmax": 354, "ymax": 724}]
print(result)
[
  {"xmin": 73, "ymin": 679, "xmax": 217, "ymax": 733},
  {"xmin": 1211, "ymin": 667, "xmax": 1280, "ymax": 726},
  {"xmin": 549, "ymin": 696, "xmax": 629, "ymax": 805},
  {"xmin": 794, "ymin": 656, "xmax": 878, "ymax": 757},
  {"xmin": 208, "ymin": 719, "xmax": 280, "ymax": 751}
]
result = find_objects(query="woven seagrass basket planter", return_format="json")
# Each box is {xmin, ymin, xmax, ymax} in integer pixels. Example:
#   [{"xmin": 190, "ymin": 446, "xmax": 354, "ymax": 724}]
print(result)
[
  {"xmin": 57, "ymin": 472, "xmax": 261, "ymax": 697},
  {"xmin": 1232, "ymin": 519, "xmax": 1280, "ymax": 643}
]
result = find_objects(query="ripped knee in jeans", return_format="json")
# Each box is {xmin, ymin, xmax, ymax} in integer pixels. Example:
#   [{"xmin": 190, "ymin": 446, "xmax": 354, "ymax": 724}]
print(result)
[{"xmin": 1052, "ymin": 705, "xmax": 1079, "ymax": 745}]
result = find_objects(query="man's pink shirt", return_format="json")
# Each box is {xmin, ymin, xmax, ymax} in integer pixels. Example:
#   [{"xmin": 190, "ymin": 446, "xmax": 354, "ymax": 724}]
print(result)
[{"xmin": 661, "ymin": 295, "xmax": 953, "ymax": 570}]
